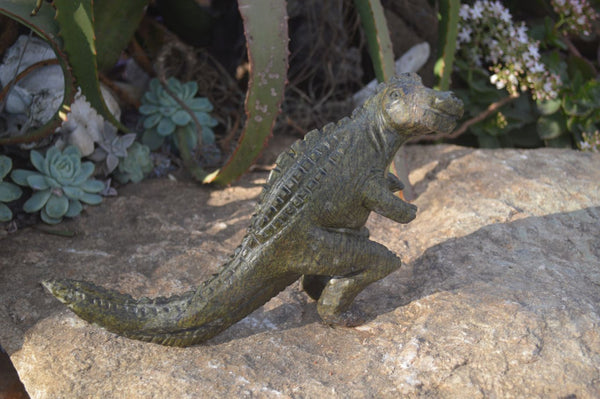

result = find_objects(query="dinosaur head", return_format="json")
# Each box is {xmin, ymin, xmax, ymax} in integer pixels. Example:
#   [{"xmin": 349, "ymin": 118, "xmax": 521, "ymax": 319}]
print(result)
[{"xmin": 378, "ymin": 73, "xmax": 464, "ymax": 136}]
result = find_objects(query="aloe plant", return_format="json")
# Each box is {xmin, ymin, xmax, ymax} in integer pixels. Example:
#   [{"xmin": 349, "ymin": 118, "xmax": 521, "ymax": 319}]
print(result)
[
  {"xmin": 11, "ymin": 146, "xmax": 104, "ymax": 224},
  {"xmin": 0, "ymin": 155, "xmax": 22, "ymax": 222},
  {"xmin": 0, "ymin": 0, "xmax": 147, "ymax": 144}
]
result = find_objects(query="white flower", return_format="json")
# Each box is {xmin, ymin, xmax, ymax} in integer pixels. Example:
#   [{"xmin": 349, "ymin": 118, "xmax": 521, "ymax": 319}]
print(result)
[
  {"xmin": 471, "ymin": 2, "xmax": 484, "ymax": 19},
  {"xmin": 458, "ymin": 26, "xmax": 472, "ymax": 43}
]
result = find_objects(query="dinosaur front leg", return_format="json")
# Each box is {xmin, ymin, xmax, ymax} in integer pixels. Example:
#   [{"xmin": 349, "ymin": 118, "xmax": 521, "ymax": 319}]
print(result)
[{"xmin": 363, "ymin": 177, "xmax": 417, "ymax": 224}]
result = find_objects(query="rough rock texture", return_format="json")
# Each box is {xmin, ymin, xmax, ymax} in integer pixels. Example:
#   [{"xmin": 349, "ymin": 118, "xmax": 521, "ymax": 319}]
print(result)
[{"xmin": 1, "ymin": 145, "xmax": 599, "ymax": 398}]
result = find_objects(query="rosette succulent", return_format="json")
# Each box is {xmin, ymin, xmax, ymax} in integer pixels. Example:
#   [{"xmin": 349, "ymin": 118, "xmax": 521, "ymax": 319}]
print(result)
[
  {"xmin": 140, "ymin": 77, "xmax": 218, "ymax": 150},
  {"xmin": 11, "ymin": 146, "xmax": 104, "ymax": 224},
  {"xmin": 114, "ymin": 142, "xmax": 154, "ymax": 184},
  {"xmin": 89, "ymin": 130, "xmax": 137, "ymax": 174},
  {"xmin": 0, "ymin": 155, "xmax": 22, "ymax": 222}
]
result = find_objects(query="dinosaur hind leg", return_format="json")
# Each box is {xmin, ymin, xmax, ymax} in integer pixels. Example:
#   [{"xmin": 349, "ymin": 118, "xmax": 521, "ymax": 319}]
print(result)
[{"xmin": 292, "ymin": 227, "xmax": 402, "ymax": 326}]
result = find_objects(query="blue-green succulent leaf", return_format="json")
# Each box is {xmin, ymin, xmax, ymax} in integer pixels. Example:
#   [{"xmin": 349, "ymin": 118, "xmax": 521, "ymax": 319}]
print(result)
[
  {"xmin": 143, "ymin": 91, "xmax": 159, "ymax": 105},
  {"xmin": 65, "ymin": 199, "xmax": 83, "ymax": 217},
  {"xmin": 41, "ymin": 208, "xmax": 63, "ymax": 225},
  {"xmin": 62, "ymin": 186, "xmax": 84, "ymax": 200},
  {"xmin": 157, "ymin": 118, "xmax": 176, "ymax": 136},
  {"xmin": 45, "ymin": 194, "xmax": 69, "ymax": 219},
  {"xmin": 24, "ymin": 189, "xmax": 52, "ymax": 213},
  {"xmin": 139, "ymin": 104, "xmax": 159, "ymax": 115},
  {"xmin": 43, "ymin": 147, "xmax": 61, "ymax": 176},
  {"xmin": 202, "ymin": 127, "xmax": 216, "ymax": 145},
  {"xmin": 0, "ymin": 181, "xmax": 22, "ymax": 202},
  {"xmin": 45, "ymin": 176, "xmax": 60, "ymax": 188},
  {"xmin": 149, "ymin": 78, "xmax": 161, "ymax": 93},
  {"xmin": 72, "ymin": 162, "xmax": 95, "ymax": 186},
  {"xmin": 30, "ymin": 150, "xmax": 46, "ymax": 174},
  {"xmin": 172, "ymin": 110, "xmax": 192, "ymax": 126},
  {"xmin": 193, "ymin": 112, "xmax": 218, "ymax": 126},
  {"xmin": 167, "ymin": 77, "xmax": 183, "ymax": 94},
  {"xmin": 142, "ymin": 130, "xmax": 165, "ymax": 150},
  {"xmin": 187, "ymin": 97, "xmax": 213, "ymax": 112},
  {"xmin": 0, "ymin": 155, "xmax": 12, "ymax": 179},
  {"xmin": 80, "ymin": 179, "xmax": 104, "ymax": 193},
  {"xmin": 26, "ymin": 174, "xmax": 50, "ymax": 190},
  {"xmin": 10, "ymin": 169, "xmax": 37, "ymax": 186},
  {"xmin": 183, "ymin": 81, "xmax": 198, "ymax": 99},
  {"xmin": 80, "ymin": 192, "xmax": 103, "ymax": 205},
  {"xmin": 63, "ymin": 146, "xmax": 81, "ymax": 157},
  {"xmin": 0, "ymin": 203, "xmax": 12, "ymax": 222},
  {"xmin": 143, "ymin": 113, "xmax": 162, "ymax": 129}
]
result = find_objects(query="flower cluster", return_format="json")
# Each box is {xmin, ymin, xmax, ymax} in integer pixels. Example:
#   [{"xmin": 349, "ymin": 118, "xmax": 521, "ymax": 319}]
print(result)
[
  {"xmin": 551, "ymin": 0, "xmax": 597, "ymax": 37},
  {"xmin": 457, "ymin": 0, "xmax": 561, "ymax": 101},
  {"xmin": 578, "ymin": 131, "xmax": 600, "ymax": 152}
]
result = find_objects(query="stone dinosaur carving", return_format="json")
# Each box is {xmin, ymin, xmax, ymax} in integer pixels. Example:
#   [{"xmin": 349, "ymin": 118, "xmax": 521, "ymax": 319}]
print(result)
[{"xmin": 43, "ymin": 73, "xmax": 464, "ymax": 347}]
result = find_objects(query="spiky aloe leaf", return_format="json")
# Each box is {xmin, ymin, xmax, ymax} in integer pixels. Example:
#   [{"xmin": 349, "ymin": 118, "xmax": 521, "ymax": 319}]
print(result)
[
  {"xmin": 205, "ymin": 0, "xmax": 288, "ymax": 185},
  {"xmin": 0, "ymin": 0, "xmax": 75, "ymax": 145},
  {"xmin": 93, "ymin": 0, "xmax": 148, "ymax": 72},
  {"xmin": 435, "ymin": 0, "xmax": 460, "ymax": 90},
  {"xmin": 353, "ymin": 0, "xmax": 395, "ymax": 82},
  {"xmin": 52, "ymin": 0, "xmax": 125, "ymax": 130}
]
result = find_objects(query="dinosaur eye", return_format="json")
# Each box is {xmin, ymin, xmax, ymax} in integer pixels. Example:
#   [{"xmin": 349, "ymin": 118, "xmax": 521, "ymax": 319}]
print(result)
[{"xmin": 389, "ymin": 90, "xmax": 402, "ymax": 100}]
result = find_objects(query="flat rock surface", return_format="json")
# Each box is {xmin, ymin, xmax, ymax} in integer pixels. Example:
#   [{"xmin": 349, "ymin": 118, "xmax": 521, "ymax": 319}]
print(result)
[{"xmin": 1, "ymin": 145, "xmax": 599, "ymax": 398}]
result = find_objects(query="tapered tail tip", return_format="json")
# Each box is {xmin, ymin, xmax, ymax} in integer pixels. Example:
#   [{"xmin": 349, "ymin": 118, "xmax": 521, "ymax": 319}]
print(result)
[{"xmin": 41, "ymin": 279, "xmax": 73, "ymax": 304}]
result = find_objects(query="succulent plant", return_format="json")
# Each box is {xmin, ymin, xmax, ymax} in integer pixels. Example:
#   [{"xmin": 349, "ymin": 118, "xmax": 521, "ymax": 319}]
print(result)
[
  {"xmin": 11, "ymin": 146, "xmax": 104, "ymax": 224},
  {"xmin": 0, "ymin": 155, "xmax": 22, "ymax": 222},
  {"xmin": 114, "ymin": 142, "xmax": 154, "ymax": 184},
  {"xmin": 139, "ymin": 77, "xmax": 218, "ymax": 150},
  {"xmin": 89, "ymin": 130, "xmax": 137, "ymax": 174}
]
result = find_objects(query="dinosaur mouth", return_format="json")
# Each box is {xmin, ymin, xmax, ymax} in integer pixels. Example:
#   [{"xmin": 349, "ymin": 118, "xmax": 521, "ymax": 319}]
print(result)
[{"xmin": 424, "ymin": 95, "xmax": 464, "ymax": 134}]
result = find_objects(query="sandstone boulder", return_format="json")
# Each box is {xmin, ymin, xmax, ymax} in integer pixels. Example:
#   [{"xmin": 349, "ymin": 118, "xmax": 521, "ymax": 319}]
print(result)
[{"xmin": 0, "ymin": 145, "xmax": 598, "ymax": 398}]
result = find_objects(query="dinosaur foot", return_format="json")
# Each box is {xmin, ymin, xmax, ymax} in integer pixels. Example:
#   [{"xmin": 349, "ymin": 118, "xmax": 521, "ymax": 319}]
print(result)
[{"xmin": 320, "ymin": 306, "xmax": 367, "ymax": 328}]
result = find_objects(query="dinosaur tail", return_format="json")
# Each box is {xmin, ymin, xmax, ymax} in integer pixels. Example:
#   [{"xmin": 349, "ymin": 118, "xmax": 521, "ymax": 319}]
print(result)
[{"xmin": 41, "ymin": 278, "xmax": 221, "ymax": 347}]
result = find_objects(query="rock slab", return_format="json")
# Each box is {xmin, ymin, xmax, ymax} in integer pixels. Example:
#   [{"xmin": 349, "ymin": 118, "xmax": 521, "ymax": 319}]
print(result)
[{"xmin": 1, "ymin": 145, "xmax": 599, "ymax": 398}]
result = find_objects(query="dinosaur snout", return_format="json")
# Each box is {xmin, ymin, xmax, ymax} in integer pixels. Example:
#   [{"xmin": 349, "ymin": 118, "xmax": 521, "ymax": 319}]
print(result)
[{"xmin": 432, "ymin": 91, "xmax": 464, "ymax": 119}]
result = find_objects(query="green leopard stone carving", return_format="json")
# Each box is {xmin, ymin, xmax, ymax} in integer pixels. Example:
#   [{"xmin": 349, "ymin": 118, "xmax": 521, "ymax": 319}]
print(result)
[{"xmin": 43, "ymin": 73, "xmax": 464, "ymax": 347}]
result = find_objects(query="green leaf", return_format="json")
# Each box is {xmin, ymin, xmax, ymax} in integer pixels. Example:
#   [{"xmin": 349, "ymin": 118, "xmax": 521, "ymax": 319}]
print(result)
[
  {"xmin": 536, "ymin": 98, "xmax": 561, "ymax": 116},
  {"xmin": 92, "ymin": 0, "xmax": 148, "ymax": 72},
  {"xmin": 0, "ymin": 203, "xmax": 13, "ymax": 222},
  {"xmin": 62, "ymin": 186, "xmax": 84, "ymax": 199},
  {"xmin": 72, "ymin": 162, "xmax": 95, "ymax": 185},
  {"xmin": 26, "ymin": 174, "xmax": 50, "ymax": 190},
  {"xmin": 79, "ymin": 192, "xmax": 102, "ymax": 205},
  {"xmin": 157, "ymin": 118, "xmax": 176, "ymax": 136},
  {"xmin": 80, "ymin": 179, "xmax": 104, "ymax": 193},
  {"xmin": 353, "ymin": 0, "xmax": 394, "ymax": 83},
  {"xmin": 187, "ymin": 97, "xmax": 213, "ymax": 112},
  {"xmin": 435, "ymin": 0, "xmax": 460, "ymax": 90},
  {"xmin": 171, "ymin": 110, "xmax": 192, "ymax": 126},
  {"xmin": 65, "ymin": 199, "xmax": 83, "ymax": 217},
  {"xmin": 53, "ymin": 0, "xmax": 126, "ymax": 131},
  {"xmin": 0, "ymin": 182, "xmax": 22, "ymax": 202},
  {"xmin": 29, "ymin": 150, "xmax": 45, "ymax": 174},
  {"xmin": 0, "ymin": 155, "xmax": 12, "ymax": 179},
  {"xmin": 24, "ymin": 189, "xmax": 52, "ymax": 213},
  {"xmin": 11, "ymin": 169, "xmax": 38, "ymax": 186},
  {"xmin": 40, "ymin": 208, "xmax": 63, "ymax": 224},
  {"xmin": 139, "ymin": 104, "xmax": 159, "ymax": 115},
  {"xmin": 207, "ymin": 0, "xmax": 288, "ymax": 185},
  {"xmin": 537, "ymin": 114, "xmax": 566, "ymax": 140},
  {"xmin": 142, "ymin": 129, "xmax": 165, "ymax": 150},
  {"xmin": 45, "ymin": 194, "xmax": 69, "ymax": 219}
]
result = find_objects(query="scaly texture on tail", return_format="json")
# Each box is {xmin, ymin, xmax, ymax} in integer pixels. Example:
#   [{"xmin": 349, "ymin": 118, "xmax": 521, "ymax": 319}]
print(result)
[{"xmin": 42, "ymin": 279, "xmax": 202, "ymax": 346}]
